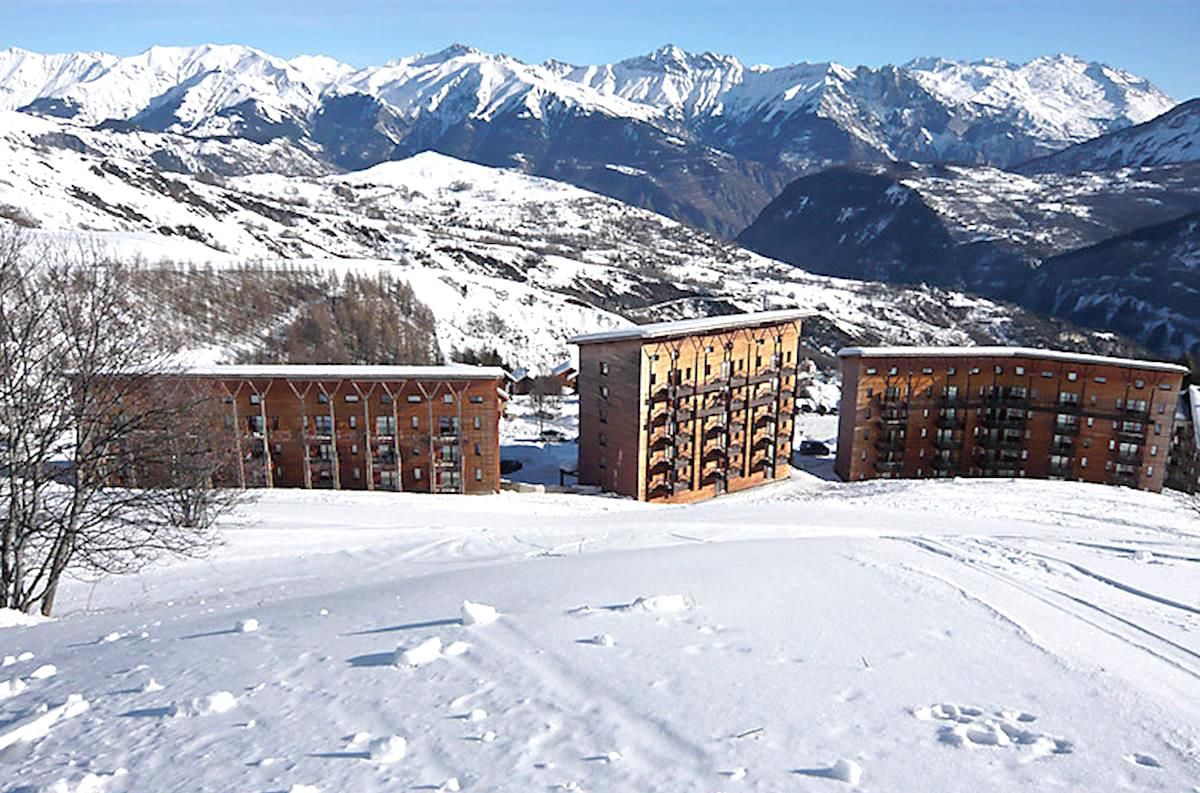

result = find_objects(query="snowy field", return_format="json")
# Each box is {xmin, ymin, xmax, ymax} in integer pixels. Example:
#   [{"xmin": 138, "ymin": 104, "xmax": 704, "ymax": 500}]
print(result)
[{"xmin": 3, "ymin": 469, "xmax": 1199, "ymax": 792}]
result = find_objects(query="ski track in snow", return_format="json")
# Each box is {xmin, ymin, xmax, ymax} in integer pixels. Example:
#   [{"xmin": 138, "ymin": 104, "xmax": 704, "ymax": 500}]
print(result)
[{"xmin": 2, "ymin": 470, "xmax": 1199, "ymax": 791}]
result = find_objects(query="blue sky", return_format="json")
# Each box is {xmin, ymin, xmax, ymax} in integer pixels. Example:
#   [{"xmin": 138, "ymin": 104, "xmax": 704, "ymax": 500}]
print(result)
[{"xmin": 2, "ymin": 0, "xmax": 1196, "ymax": 98}]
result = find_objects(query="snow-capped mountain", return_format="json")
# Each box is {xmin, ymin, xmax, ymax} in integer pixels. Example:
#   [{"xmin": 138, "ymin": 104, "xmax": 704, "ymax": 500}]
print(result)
[
  {"xmin": 736, "ymin": 159, "xmax": 1200, "ymax": 357},
  {"xmin": 0, "ymin": 43, "xmax": 1178, "ymax": 235},
  {"xmin": 0, "ymin": 109, "xmax": 1133, "ymax": 370},
  {"xmin": 1020, "ymin": 98, "xmax": 1200, "ymax": 174}
]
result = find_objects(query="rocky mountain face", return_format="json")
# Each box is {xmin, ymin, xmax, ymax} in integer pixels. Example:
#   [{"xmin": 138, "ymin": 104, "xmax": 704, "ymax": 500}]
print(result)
[
  {"xmin": 1024, "ymin": 211, "xmax": 1200, "ymax": 356},
  {"xmin": 738, "ymin": 101, "xmax": 1200, "ymax": 358},
  {"xmin": 0, "ymin": 109, "xmax": 1137, "ymax": 372},
  {"xmin": 0, "ymin": 44, "xmax": 1176, "ymax": 236}
]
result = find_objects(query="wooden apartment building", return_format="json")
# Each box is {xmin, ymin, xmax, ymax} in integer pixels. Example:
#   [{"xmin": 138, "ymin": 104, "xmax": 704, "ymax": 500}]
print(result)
[
  {"xmin": 835, "ymin": 347, "xmax": 1188, "ymax": 492},
  {"xmin": 570, "ymin": 310, "xmax": 808, "ymax": 503},
  {"xmin": 1166, "ymin": 385, "xmax": 1200, "ymax": 494},
  {"xmin": 162, "ymin": 365, "xmax": 507, "ymax": 494}
]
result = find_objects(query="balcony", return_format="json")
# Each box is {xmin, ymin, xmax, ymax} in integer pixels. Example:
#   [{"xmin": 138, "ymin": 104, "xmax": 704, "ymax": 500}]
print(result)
[
  {"xmin": 939, "ymin": 394, "xmax": 966, "ymax": 407},
  {"xmin": 873, "ymin": 459, "xmax": 904, "ymax": 473},
  {"xmin": 749, "ymin": 394, "xmax": 776, "ymax": 409},
  {"xmin": 931, "ymin": 456, "xmax": 960, "ymax": 471},
  {"xmin": 977, "ymin": 458, "xmax": 1026, "ymax": 473},
  {"xmin": 933, "ymin": 435, "xmax": 961, "ymax": 450},
  {"xmin": 1120, "ymin": 404, "xmax": 1151, "ymax": 419},
  {"xmin": 1111, "ymin": 449, "xmax": 1144, "ymax": 465},
  {"xmin": 754, "ymin": 411, "xmax": 776, "ymax": 428},
  {"xmin": 978, "ymin": 411, "xmax": 1027, "ymax": 430},
  {"xmin": 875, "ymin": 434, "xmax": 907, "ymax": 453},
  {"xmin": 936, "ymin": 414, "xmax": 965, "ymax": 430},
  {"xmin": 1050, "ymin": 439, "xmax": 1075, "ymax": 454},
  {"xmin": 1054, "ymin": 421, "xmax": 1081, "ymax": 436},
  {"xmin": 1111, "ymin": 471, "xmax": 1140, "ymax": 487},
  {"xmin": 1056, "ymin": 400, "xmax": 1083, "ymax": 414},
  {"xmin": 1117, "ymin": 427, "xmax": 1146, "ymax": 442},
  {"xmin": 875, "ymin": 407, "xmax": 909, "ymax": 427},
  {"xmin": 976, "ymin": 435, "xmax": 1025, "ymax": 452},
  {"xmin": 1048, "ymin": 463, "xmax": 1073, "ymax": 478},
  {"xmin": 982, "ymin": 391, "xmax": 1030, "ymax": 407}
]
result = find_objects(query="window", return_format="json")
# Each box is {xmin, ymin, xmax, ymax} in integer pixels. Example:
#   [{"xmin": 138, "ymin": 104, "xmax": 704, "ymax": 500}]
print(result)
[
  {"xmin": 1150, "ymin": 445, "xmax": 1158, "ymax": 456},
  {"xmin": 377, "ymin": 416, "xmax": 396, "ymax": 435},
  {"xmin": 1015, "ymin": 366, "xmax": 1025, "ymax": 376},
  {"xmin": 318, "ymin": 393, "xmax": 329, "ymax": 404},
  {"xmin": 407, "ymin": 395, "xmax": 421, "ymax": 403},
  {"xmin": 351, "ymin": 444, "xmax": 359, "ymax": 455},
  {"xmin": 348, "ymin": 415, "xmax": 357, "ymax": 429},
  {"xmin": 414, "ymin": 468, "xmax": 422, "ymax": 480},
  {"xmin": 443, "ymin": 394, "xmax": 454, "ymax": 404},
  {"xmin": 352, "ymin": 467, "xmax": 361, "ymax": 480},
  {"xmin": 1067, "ymin": 372, "xmax": 1078, "ymax": 381},
  {"xmin": 600, "ymin": 361, "xmax": 609, "ymax": 375},
  {"xmin": 889, "ymin": 367, "xmax": 899, "ymax": 376},
  {"xmin": 469, "ymin": 395, "xmax": 484, "ymax": 404},
  {"xmin": 1081, "ymin": 456, "xmax": 1088, "ymax": 468},
  {"xmin": 474, "ymin": 443, "xmax": 481, "ymax": 456},
  {"xmin": 475, "ymin": 468, "xmax": 483, "ymax": 482},
  {"xmin": 599, "ymin": 432, "xmax": 608, "ymax": 447},
  {"xmin": 381, "ymin": 393, "xmax": 393, "ymax": 405},
  {"xmin": 969, "ymin": 367, "xmax": 980, "ymax": 375},
  {"xmin": 994, "ymin": 366, "xmax": 1002, "ymax": 374},
  {"xmin": 249, "ymin": 394, "xmax": 261, "ymax": 405},
  {"xmin": 1147, "ymin": 466, "xmax": 1154, "ymax": 477},
  {"xmin": 947, "ymin": 367, "xmax": 956, "ymax": 375},
  {"xmin": 866, "ymin": 368, "xmax": 878, "ymax": 375},
  {"xmin": 473, "ymin": 416, "xmax": 482, "ymax": 430},
  {"xmin": 922, "ymin": 367, "xmax": 933, "ymax": 375},
  {"xmin": 345, "ymin": 394, "xmax": 360, "ymax": 403},
  {"xmin": 600, "ymin": 385, "xmax": 609, "ymax": 399},
  {"xmin": 1093, "ymin": 376, "xmax": 1106, "ymax": 384},
  {"xmin": 411, "ymin": 415, "xmax": 419, "ymax": 429}
]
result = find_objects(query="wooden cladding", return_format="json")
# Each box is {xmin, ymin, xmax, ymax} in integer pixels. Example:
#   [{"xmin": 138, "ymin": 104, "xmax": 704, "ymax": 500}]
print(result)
[{"xmin": 575, "ymin": 316, "xmax": 804, "ymax": 503}]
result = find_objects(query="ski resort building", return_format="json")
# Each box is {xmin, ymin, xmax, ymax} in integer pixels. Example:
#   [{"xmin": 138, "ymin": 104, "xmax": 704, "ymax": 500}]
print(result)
[
  {"xmin": 570, "ymin": 310, "xmax": 808, "ymax": 503},
  {"xmin": 1166, "ymin": 385, "xmax": 1200, "ymax": 494},
  {"xmin": 157, "ymin": 365, "xmax": 507, "ymax": 494},
  {"xmin": 835, "ymin": 347, "xmax": 1188, "ymax": 492}
]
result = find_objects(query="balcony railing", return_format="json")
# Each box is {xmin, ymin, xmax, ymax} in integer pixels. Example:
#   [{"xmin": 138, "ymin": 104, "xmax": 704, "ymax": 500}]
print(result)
[
  {"xmin": 936, "ymin": 415, "xmax": 965, "ymax": 430},
  {"xmin": 933, "ymin": 435, "xmax": 961, "ymax": 450},
  {"xmin": 978, "ymin": 411, "xmax": 1027, "ymax": 429},
  {"xmin": 1054, "ymin": 422, "xmax": 1081, "ymax": 436},
  {"xmin": 873, "ymin": 459, "xmax": 904, "ymax": 473}
]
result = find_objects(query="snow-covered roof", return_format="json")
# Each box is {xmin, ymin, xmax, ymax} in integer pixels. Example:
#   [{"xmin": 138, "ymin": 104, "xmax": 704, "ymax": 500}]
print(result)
[
  {"xmin": 173, "ymin": 364, "xmax": 507, "ymax": 380},
  {"xmin": 838, "ymin": 346, "xmax": 1189, "ymax": 374},
  {"xmin": 568, "ymin": 309, "xmax": 811, "ymax": 345},
  {"xmin": 550, "ymin": 361, "xmax": 577, "ymax": 376}
]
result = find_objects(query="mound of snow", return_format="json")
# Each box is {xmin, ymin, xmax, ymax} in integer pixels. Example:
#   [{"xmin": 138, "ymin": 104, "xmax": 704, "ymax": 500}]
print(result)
[
  {"xmin": 288, "ymin": 785, "xmax": 320, "ymax": 793},
  {"xmin": 396, "ymin": 637, "xmax": 443, "ymax": 667},
  {"xmin": 236, "ymin": 618, "xmax": 260, "ymax": 633},
  {"xmin": 368, "ymin": 734, "xmax": 408, "ymax": 763},
  {"xmin": 0, "ymin": 608, "xmax": 48, "ymax": 628},
  {"xmin": 0, "ymin": 693, "xmax": 90, "ymax": 751},
  {"xmin": 0, "ymin": 677, "xmax": 28, "ymax": 700},
  {"xmin": 461, "ymin": 600, "xmax": 500, "ymax": 626},
  {"xmin": 826, "ymin": 758, "xmax": 863, "ymax": 784},
  {"xmin": 169, "ymin": 690, "xmax": 238, "ymax": 717},
  {"xmin": 29, "ymin": 664, "xmax": 57, "ymax": 680},
  {"xmin": 623, "ymin": 594, "xmax": 689, "ymax": 614},
  {"xmin": 141, "ymin": 678, "xmax": 164, "ymax": 693}
]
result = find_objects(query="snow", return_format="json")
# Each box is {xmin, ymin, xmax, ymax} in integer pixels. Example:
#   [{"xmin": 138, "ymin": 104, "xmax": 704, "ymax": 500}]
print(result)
[
  {"xmin": 367, "ymin": 734, "xmax": 408, "ymax": 763},
  {"xmin": 0, "ymin": 607, "xmax": 49, "ymax": 628},
  {"xmin": 3, "ymin": 464, "xmax": 1198, "ymax": 791},
  {"xmin": 839, "ymin": 344, "xmax": 1189, "ymax": 373},
  {"xmin": 176, "ymin": 363, "xmax": 508, "ymax": 381},
  {"xmin": 569, "ymin": 309, "xmax": 810, "ymax": 344},
  {"xmin": 168, "ymin": 690, "xmax": 238, "ymax": 717},
  {"xmin": 460, "ymin": 600, "xmax": 500, "ymax": 626},
  {"xmin": 235, "ymin": 618, "xmax": 260, "ymax": 633},
  {"xmin": 395, "ymin": 637, "xmax": 444, "ymax": 668}
]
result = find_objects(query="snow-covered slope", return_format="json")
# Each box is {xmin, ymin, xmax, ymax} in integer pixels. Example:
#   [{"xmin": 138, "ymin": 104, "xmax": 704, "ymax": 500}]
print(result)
[
  {"xmin": 1020, "ymin": 98, "xmax": 1200, "ymax": 174},
  {"xmin": 0, "ymin": 43, "xmax": 1178, "ymax": 235},
  {"xmin": 4, "ymin": 474, "xmax": 1199, "ymax": 791},
  {"xmin": 738, "ymin": 160, "xmax": 1200, "ymax": 356},
  {"xmin": 0, "ymin": 111, "xmax": 1131, "ymax": 370}
]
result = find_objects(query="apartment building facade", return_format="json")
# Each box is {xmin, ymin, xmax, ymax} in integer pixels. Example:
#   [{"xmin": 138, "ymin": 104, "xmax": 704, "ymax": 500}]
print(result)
[
  {"xmin": 570, "ymin": 310, "xmax": 808, "ymax": 503},
  {"xmin": 163, "ymin": 365, "xmax": 507, "ymax": 494},
  {"xmin": 835, "ymin": 347, "xmax": 1187, "ymax": 492},
  {"xmin": 1166, "ymin": 385, "xmax": 1200, "ymax": 494}
]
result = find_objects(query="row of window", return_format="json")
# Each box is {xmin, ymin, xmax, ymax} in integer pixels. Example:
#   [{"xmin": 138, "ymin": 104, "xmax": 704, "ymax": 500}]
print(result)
[
  {"xmin": 244, "ymin": 415, "xmax": 484, "ymax": 433},
  {"xmin": 246, "ymin": 392, "xmax": 486, "ymax": 406},
  {"xmin": 864, "ymin": 363, "xmax": 1166, "ymax": 390}
]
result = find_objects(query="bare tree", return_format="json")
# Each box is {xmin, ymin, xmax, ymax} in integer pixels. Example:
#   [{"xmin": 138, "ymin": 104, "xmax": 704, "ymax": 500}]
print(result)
[
  {"xmin": 0, "ymin": 228, "xmax": 246, "ymax": 615},
  {"xmin": 528, "ymin": 375, "xmax": 562, "ymax": 436}
]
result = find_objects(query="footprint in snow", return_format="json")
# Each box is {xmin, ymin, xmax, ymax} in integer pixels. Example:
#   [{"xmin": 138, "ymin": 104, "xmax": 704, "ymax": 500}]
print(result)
[{"xmin": 1125, "ymin": 752, "xmax": 1162, "ymax": 768}]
